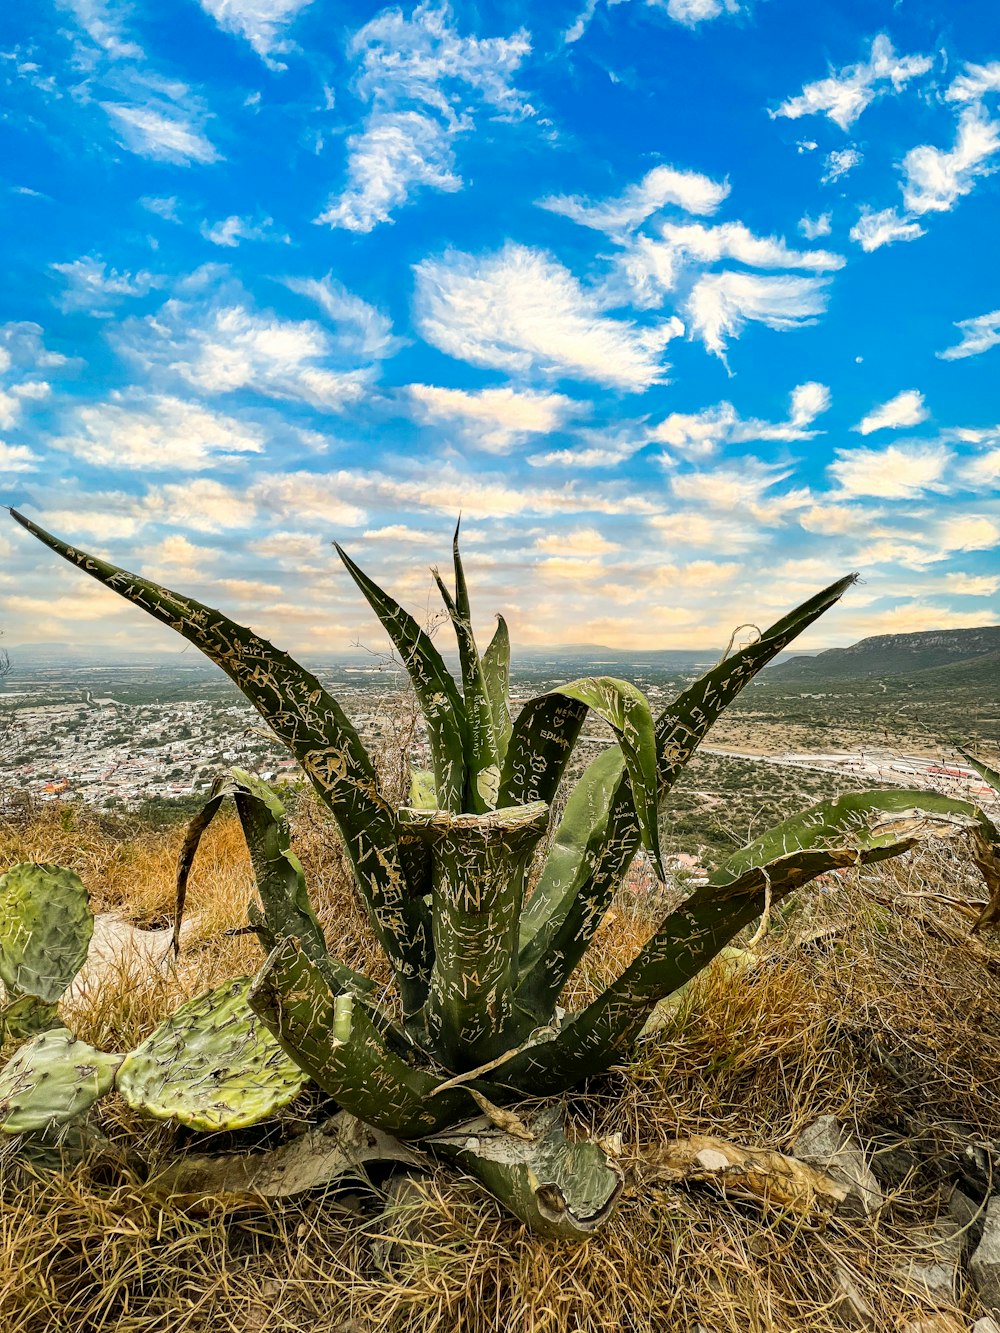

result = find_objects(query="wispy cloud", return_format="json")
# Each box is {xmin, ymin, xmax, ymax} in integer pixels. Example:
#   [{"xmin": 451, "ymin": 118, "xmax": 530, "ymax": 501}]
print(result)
[
  {"xmin": 414, "ymin": 242, "xmax": 682, "ymax": 389},
  {"xmin": 114, "ymin": 271, "xmax": 390, "ymax": 410},
  {"xmin": 408, "ymin": 384, "xmax": 581, "ymax": 453},
  {"xmin": 51, "ymin": 392, "xmax": 265, "ymax": 471},
  {"xmin": 773, "ymin": 33, "xmax": 932, "ymax": 130},
  {"xmin": 937, "ymin": 309, "xmax": 1000, "ymax": 361},
  {"xmin": 317, "ymin": 5, "xmax": 532, "ymax": 232},
  {"xmin": 853, "ymin": 389, "xmax": 928, "ymax": 435},
  {"xmin": 315, "ymin": 110, "xmax": 460, "ymax": 232},
  {"xmin": 684, "ymin": 270, "xmax": 830, "ymax": 360},
  {"xmin": 200, "ymin": 215, "xmax": 286, "ymax": 247},
  {"xmin": 283, "ymin": 274, "xmax": 401, "ymax": 361},
  {"xmin": 829, "ymin": 440, "xmax": 951, "ymax": 498},
  {"xmin": 57, "ymin": 0, "xmax": 144, "ymax": 60},
  {"xmin": 102, "ymin": 101, "xmax": 219, "ymax": 164},
  {"xmin": 195, "ymin": 0, "xmax": 315, "ymax": 67},
  {"xmin": 821, "ymin": 146, "xmax": 862, "ymax": 183},
  {"xmin": 652, "ymin": 381, "xmax": 830, "ymax": 455},
  {"xmin": 798, "ymin": 212, "xmax": 831, "ymax": 239},
  {"xmin": 902, "ymin": 105, "xmax": 1000, "ymax": 214},
  {"xmin": 945, "ymin": 61, "xmax": 1000, "ymax": 104},
  {"xmin": 50, "ymin": 254, "xmax": 163, "ymax": 315},
  {"xmin": 539, "ymin": 164, "xmax": 729, "ymax": 238},
  {"xmin": 849, "ymin": 207, "xmax": 924, "ymax": 252}
]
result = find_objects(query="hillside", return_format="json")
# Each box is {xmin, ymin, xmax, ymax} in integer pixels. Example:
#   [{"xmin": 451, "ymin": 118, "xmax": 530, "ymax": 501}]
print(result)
[{"xmin": 771, "ymin": 625, "xmax": 1000, "ymax": 682}]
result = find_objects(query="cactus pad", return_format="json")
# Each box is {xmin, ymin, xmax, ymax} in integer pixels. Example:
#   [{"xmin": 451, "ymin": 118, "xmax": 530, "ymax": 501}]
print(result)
[
  {"xmin": 1, "ymin": 995, "xmax": 62, "ymax": 1042},
  {"xmin": 0, "ymin": 863, "xmax": 94, "ymax": 1003},
  {"xmin": 0, "ymin": 1028, "xmax": 122, "ymax": 1135},
  {"xmin": 115, "ymin": 977, "xmax": 308, "ymax": 1131}
]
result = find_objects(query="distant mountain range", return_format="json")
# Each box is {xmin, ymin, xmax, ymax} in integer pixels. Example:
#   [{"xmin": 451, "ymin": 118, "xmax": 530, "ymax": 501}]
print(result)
[{"xmin": 769, "ymin": 625, "xmax": 1000, "ymax": 683}]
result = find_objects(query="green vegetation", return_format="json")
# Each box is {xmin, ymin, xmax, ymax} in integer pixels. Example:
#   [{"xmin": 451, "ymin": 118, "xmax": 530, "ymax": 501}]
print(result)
[{"xmin": 5, "ymin": 507, "xmax": 1000, "ymax": 1241}]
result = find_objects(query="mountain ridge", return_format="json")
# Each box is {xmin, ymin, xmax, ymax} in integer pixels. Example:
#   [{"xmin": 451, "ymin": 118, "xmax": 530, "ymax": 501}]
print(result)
[{"xmin": 770, "ymin": 625, "xmax": 1000, "ymax": 682}]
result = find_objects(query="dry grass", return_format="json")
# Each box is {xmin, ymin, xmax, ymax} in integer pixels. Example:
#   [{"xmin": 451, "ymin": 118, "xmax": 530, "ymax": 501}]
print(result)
[{"xmin": 2, "ymin": 801, "xmax": 1000, "ymax": 1331}]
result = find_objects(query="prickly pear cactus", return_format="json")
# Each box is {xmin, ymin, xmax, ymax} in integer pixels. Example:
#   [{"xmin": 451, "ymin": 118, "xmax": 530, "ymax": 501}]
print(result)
[
  {"xmin": 116, "ymin": 977, "xmax": 308, "ymax": 1131},
  {"xmin": 0, "ymin": 1028, "xmax": 122, "ymax": 1134},
  {"xmin": 0, "ymin": 863, "xmax": 93, "ymax": 1003},
  {"xmin": 1, "ymin": 995, "xmax": 62, "ymax": 1043}
]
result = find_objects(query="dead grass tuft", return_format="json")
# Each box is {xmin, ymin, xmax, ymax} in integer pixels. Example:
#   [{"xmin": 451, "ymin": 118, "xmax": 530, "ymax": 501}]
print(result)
[{"xmin": 2, "ymin": 808, "xmax": 1000, "ymax": 1330}]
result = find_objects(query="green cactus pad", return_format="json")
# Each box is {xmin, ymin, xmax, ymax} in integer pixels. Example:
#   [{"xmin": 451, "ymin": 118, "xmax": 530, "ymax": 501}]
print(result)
[
  {"xmin": 1, "ymin": 995, "xmax": 62, "ymax": 1042},
  {"xmin": 0, "ymin": 1029, "xmax": 122, "ymax": 1135},
  {"xmin": 0, "ymin": 863, "xmax": 94, "ymax": 1003},
  {"xmin": 115, "ymin": 977, "xmax": 308, "ymax": 1131}
]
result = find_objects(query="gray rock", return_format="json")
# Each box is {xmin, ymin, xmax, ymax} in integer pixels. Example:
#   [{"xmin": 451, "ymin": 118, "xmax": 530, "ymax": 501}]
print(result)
[
  {"xmin": 791, "ymin": 1116, "xmax": 882, "ymax": 1218},
  {"xmin": 970, "ymin": 1196, "xmax": 1000, "ymax": 1312},
  {"xmin": 828, "ymin": 1261, "xmax": 874, "ymax": 1328},
  {"xmin": 900, "ymin": 1185, "xmax": 981, "ymax": 1300},
  {"xmin": 973, "ymin": 1318, "xmax": 1000, "ymax": 1333}
]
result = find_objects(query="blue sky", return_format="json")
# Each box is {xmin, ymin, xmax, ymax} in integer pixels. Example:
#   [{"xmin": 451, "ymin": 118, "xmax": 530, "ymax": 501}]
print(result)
[{"xmin": 1, "ymin": 0, "xmax": 998, "ymax": 657}]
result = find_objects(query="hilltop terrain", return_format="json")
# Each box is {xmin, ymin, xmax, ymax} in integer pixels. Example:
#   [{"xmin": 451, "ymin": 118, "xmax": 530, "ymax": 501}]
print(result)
[{"xmin": 771, "ymin": 625, "xmax": 1000, "ymax": 683}]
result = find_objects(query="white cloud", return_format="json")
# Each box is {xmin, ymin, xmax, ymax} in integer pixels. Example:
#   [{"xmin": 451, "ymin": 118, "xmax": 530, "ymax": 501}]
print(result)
[
  {"xmin": 527, "ymin": 424, "xmax": 650, "ymax": 469},
  {"xmin": 774, "ymin": 34, "xmax": 932, "ymax": 130},
  {"xmin": 140, "ymin": 195, "xmax": 180, "ymax": 221},
  {"xmin": 408, "ymin": 384, "xmax": 580, "ymax": 453},
  {"xmin": 195, "ymin": 0, "xmax": 315, "ymax": 65},
  {"xmin": 822, "ymin": 147, "xmax": 862, "ymax": 183},
  {"xmin": 414, "ymin": 243, "xmax": 682, "ymax": 389},
  {"xmin": 539, "ymin": 163, "xmax": 729, "ymax": 238},
  {"xmin": 656, "ymin": 220, "xmax": 843, "ymax": 271},
  {"xmin": 315, "ymin": 110, "xmax": 459, "ymax": 233},
  {"xmin": 656, "ymin": 0, "xmax": 739, "ymax": 24},
  {"xmin": 684, "ymin": 270, "xmax": 830, "ymax": 359},
  {"xmin": 0, "ymin": 442, "xmax": 41, "ymax": 473},
  {"xmin": 902, "ymin": 105, "xmax": 1000, "ymax": 214},
  {"xmin": 535, "ymin": 527, "xmax": 619, "ymax": 556},
  {"xmin": 945, "ymin": 572, "xmax": 1000, "ymax": 596},
  {"xmin": 798, "ymin": 212, "xmax": 831, "ymax": 239},
  {"xmin": 670, "ymin": 459, "xmax": 808, "ymax": 522},
  {"xmin": 849, "ymin": 207, "xmax": 924, "ymax": 252},
  {"xmin": 652, "ymin": 381, "xmax": 830, "ymax": 456},
  {"xmin": 853, "ymin": 389, "xmax": 928, "ymax": 435},
  {"xmin": 147, "ymin": 478, "xmax": 258, "ymax": 532},
  {"xmin": 58, "ymin": 0, "xmax": 144, "ymax": 59},
  {"xmin": 936, "ymin": 514, "xmax": 1000, "ymax": 552},
  {"xmin": 51, "ymin": 393, "xmax": 265, "ymax": 471},
  {"xmin": 200, "ymin": 215, "xmax": 285, "ymax": 247},
  {"xmin": 829, "ymin": 441, "xmax": 950, "ymax": 498},
  {"xmin": 116, "ymin": 278, "xmax": 380, "ymax": 410},
  {"xmin": 102, "ymin": 102, "xmax": 219, "ymax": 164},
  {"xmin": 0, "ymin": 322, "xmax": 68, "ymax": 431},
  {"xmin": 318, "ymin": 6, "xmax": 531, "ymax": 231},
  {"xmin": 283, "ymin": 274, "xmax": 401, "ymax": 361},
  {"xmin": 945, "ymin": 61, "xmax": 1000, "ymax": 104},
  {"xmin": 937, "ymin": 309, "xmax": 1000, "ymax": 362},
  {"xmin": 50, "ymin": 254, "xmax": 162, "ymax": 315}
]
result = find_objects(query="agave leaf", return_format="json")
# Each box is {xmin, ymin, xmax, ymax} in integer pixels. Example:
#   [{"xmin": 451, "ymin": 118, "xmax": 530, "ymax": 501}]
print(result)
[
  {"xmin": 432, "ymin": 525, "xmax": 501, "ymax": 813},
  {"xmin": 249, "ymin": 939, "xmax": 477, "ymax": 1139},
  {"xmin": 499, "ymin": 693, "xmax": 589, "ymax": 808},
  {"xmin": 959, "ymin": 746, "xmax": 1000, "ymax": 794},
  {"xmin": 517, "ymin": 745, "xmax": 625, "ymax": 952},
  {"xmin": 482, "ymin": 615, "xmax": 513, "ymax": 764},
  {"xmin": 504, "ymin": 790, "xmax": 1000, "ymax": 1095},
  {"xmin": 335, "ymin": 541, "xmax": 466, "ymax": 813},
  {"xmin": 517, "ymin": 573, "xmax": 860, "ymax": 1018},
  {"xmin": 555, "ymin": 678, "xmax": 663, "ymax": 879},
  {"xmin": 8, "ymin": 509, "xmax": 426, "ymax": 1013},
  {"xmin": 428, "ymin": 1106, "xmax": 623, "ymax": 1241},
  {"xmin": 399, "ymin": 802, "xmax": 550, "ymax": 1070}
]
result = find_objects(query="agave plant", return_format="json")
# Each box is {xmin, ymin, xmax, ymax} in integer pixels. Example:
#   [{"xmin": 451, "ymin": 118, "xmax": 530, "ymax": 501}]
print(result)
[{"xmin": 5, "ymin": 507, "xmax": 1000, "ymax": 1237}]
